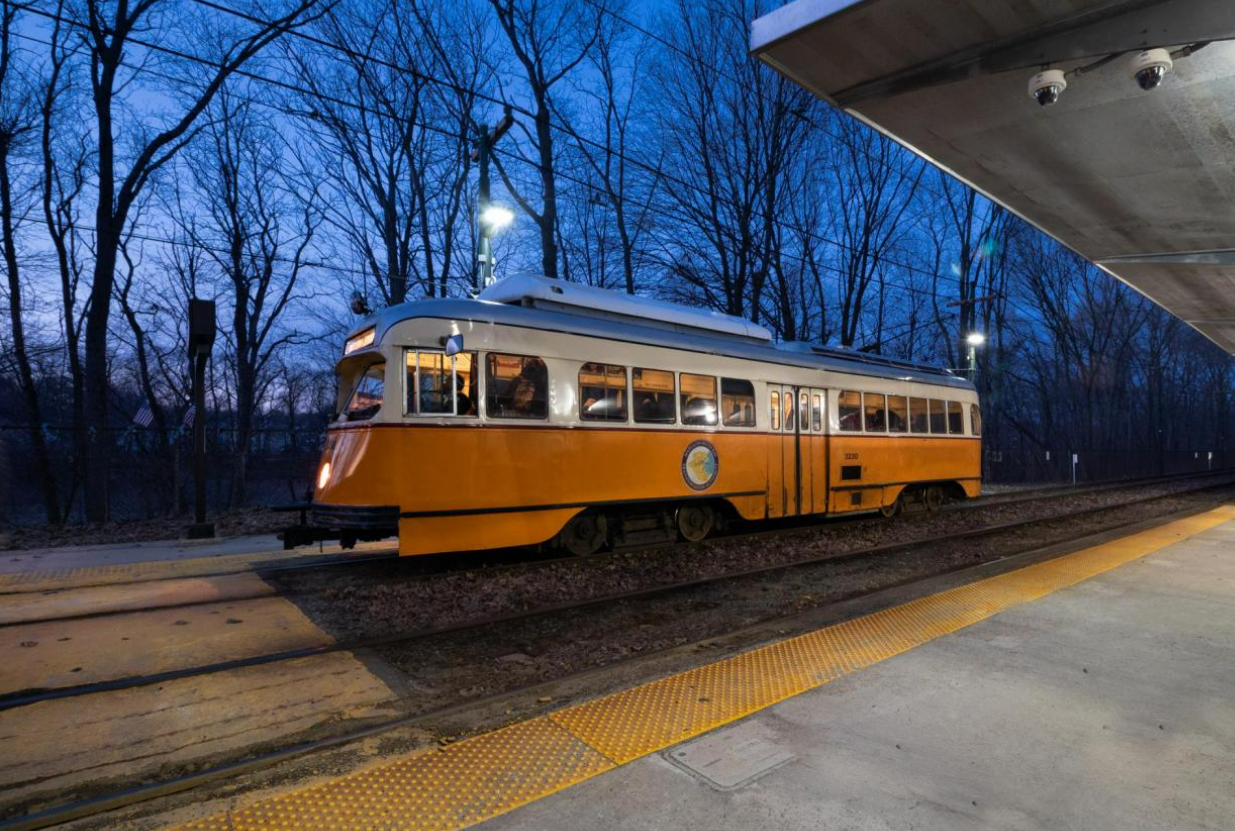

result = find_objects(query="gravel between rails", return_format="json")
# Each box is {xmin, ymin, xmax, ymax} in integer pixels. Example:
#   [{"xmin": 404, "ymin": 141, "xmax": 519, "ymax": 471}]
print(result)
[
  {"xmin": 343, "ymin": 486, "xmax": 1235, "ymax": 715},
  {"xmin": 276, "ymin": 474, "xmax": 1235, "ymax": 643}
]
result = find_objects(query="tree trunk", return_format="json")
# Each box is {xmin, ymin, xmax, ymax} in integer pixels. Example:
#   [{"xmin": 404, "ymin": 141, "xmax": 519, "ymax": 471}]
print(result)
[
  {"xmin": 1, "ymin": 141, "xmax": 61, "ymax": 523},
  {"xmin": 534, "ymin": 106, "xmax": 559, "ymax": 279}
]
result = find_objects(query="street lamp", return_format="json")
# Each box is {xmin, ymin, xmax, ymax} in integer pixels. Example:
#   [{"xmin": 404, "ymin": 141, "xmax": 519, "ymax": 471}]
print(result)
[
  {"xmin": 477, "ymin": 204, "xmax": 514, "ymax": 291},
  {"xmin": 965, "ymin": 332, "xmax": 985, "ymax": 379},
  {"xmin": 481, "ymin": 205, "xmax": 514, "ymax": 230},
  {"xmin": 472, "ymin": 108, "xmax": 516, "ymax": 294}
]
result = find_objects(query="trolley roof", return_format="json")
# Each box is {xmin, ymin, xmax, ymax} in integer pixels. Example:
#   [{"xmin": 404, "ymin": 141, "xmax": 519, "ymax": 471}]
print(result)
[
  {"xmin": 751, "ymin": 0, "xmax": 1235, "ymax": 354},
  {"xmin": 348, "ymin": 279, "xmax": 973, "ymax": 390},
  {"xmin": 479, "ymin": 274, "xmax": 776, "ymax": 341}
]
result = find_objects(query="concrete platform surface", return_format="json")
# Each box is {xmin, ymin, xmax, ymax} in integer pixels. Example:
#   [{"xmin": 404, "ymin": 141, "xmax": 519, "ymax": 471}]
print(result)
[
  {"xmin": 0, "ymin": 534, "xmax": 394, "ymax": 575},
  {"xmin": 159, "ymin": 506, "xmax": 1235, "ymax": 831},
  {"xmin": 488, "ymin": 516, "xmax": 1235, "ymax": 831}
]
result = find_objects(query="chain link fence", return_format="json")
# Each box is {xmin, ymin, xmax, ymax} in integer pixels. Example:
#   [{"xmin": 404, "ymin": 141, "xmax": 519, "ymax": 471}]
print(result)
[
  {"xmin": 983, "ymin": 446, "xmax": 1230, "ymax": 485},
  {"xmin": 1, "ymin": 424, "xmax": 1230, "ymax": 524},
  {"xmin": 0, "ymin": 424, "xmax": 323, "ymax": 524}
]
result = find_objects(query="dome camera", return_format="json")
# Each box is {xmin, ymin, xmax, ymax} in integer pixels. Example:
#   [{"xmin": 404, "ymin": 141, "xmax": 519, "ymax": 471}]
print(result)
[
  {"xmin": 1027, "ymin": 69, "xmax": 1067, "ymax": 107},
  {"xmin": 1130, "ymin": 48, "xmax": 1173, "ymax": 90}
]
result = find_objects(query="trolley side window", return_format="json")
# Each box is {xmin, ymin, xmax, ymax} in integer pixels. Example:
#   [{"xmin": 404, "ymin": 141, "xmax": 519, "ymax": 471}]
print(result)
[
  {"xmin": 863, "ymin": 393, "xmax": 887, "ymax": 432},
  {"xmin": 948, "ymin": 400, "xmax": 964, "ymax": 434},
  {"xmin": 632, "ymin": 368, "xmax": 676, "ymax": 423},
  {"xmin": 344, "ymin": 361, "xmax": 385, "ymax": 421},
  {"xmin": 971, "ymin": 403, "xmax": 983, "ymax": 436},
  {"xmin": 929, "ymin": 399, "xmax": 947, "ymax": 434},
  {"xmin": 406, "ymin": 350, "xmax": 478, "ymax": 417},
  {"xmin": 486, "ymin": 354, "xmax": 548, "ymax": 420},
  {"xmin": 769, "ymin": 389, "xmax": 781, "ymax": 430},
  {"xmin": 782, "ymin": 390, "xmax": 795, "ymax": 431},
  {"xmin": 799, "ymin": 391, "xmax": 809, "ymax": 431},
  {"xmin": 909, "ymin": 397, "xmax": 929, "ymax": 433},
  {"xmin": 680, "ymin": 374, "xmax": 719, "ymax": 426},
  {"xmin": 579, "ymin": 362, "xmax": 628, "ymax": 422},
  {"xmin": 721, "ymin": 378, "xmax": 756, "ymax": 427},
  {"xmin": 887, "ymin": 395, "xmax": 908, "ymax": 433},
  {"xmin": 838, "ymin": 391, "xmax": 861, "ymax": 431},
  {"xmin": 811, "ymin": 394, "xmax": 823, "ymax": 432}
]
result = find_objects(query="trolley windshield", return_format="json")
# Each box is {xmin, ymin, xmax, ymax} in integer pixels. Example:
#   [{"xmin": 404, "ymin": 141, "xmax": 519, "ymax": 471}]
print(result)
[{"xmin": 341, "ymin": 360, "xmax": 385, "ymax": 421}]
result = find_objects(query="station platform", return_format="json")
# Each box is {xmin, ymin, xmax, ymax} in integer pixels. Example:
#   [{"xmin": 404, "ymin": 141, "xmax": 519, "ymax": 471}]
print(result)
[
  {"xmin": 162, "ymin": 504, "xmax": 1235, "ymax": 831},
  {"xmin": 0, "ymin": 534, "xmax": 393, "ymax": 595}
]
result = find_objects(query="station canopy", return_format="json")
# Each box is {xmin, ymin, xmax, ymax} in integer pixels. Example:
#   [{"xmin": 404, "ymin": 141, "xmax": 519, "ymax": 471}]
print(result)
[{"xmin": 751, "ymin": 0, "xmax": 1235, "ymax": 353}]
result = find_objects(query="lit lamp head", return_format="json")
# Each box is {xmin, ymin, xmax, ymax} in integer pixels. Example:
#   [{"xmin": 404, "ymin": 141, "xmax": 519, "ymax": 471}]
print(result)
[
  {"xmin": 966, "ymin": 332, "xmax": 986, "ymax": 347},
  {"xmin": 480, "ymin": 205, "xmax": 514, "ymax": 232}
]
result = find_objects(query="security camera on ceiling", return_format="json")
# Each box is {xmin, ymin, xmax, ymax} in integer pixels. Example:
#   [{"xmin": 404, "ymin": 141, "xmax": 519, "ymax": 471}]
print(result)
[
  {"xmin": 1130, "ymin": 48, "xmax": 1173, "ymax": 91},
  {"xmin": 1027, "ymin": 69, "xmax": 1067, "ymax": 107}
]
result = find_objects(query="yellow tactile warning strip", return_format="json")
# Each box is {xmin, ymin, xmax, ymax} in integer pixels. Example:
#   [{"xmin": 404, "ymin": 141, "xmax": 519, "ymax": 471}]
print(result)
[
  {"xmin": 168, "ymin": 504, "xmax": 1235, "ymax": 831},
  {"xmin": 175, "ymin": 717, "xmax": 612, "ymax": 831}
]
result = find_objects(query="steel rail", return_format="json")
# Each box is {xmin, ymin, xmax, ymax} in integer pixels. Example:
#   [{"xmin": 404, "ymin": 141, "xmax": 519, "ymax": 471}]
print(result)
[
  {"xmin": 3, "ymin": 467, "xmax": 1229, "ymax": 632},
  {"xmin": 2, "ymin": 492, "xmax": 1229, "ymax": 831},
  {"xmin": 3, "ymin": 475, "xmax": 1231, "ymax": 712}
]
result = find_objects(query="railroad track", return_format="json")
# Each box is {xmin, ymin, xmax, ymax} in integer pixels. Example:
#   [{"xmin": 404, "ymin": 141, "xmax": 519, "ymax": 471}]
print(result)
[
  {"xmin": 2, "ymin": 467, "xmax": 1229, "ymax": 629},
  {"xmin": 970, "ymin": 467, "xmax": 1234, "ymax": 507},
  {"xmin": 5, "ymin": 472, "xmax": 1232, "ymax": 710},
  {"xmin": 5, "ymin": 479, "xmax": 1232, "ymax": 831}
]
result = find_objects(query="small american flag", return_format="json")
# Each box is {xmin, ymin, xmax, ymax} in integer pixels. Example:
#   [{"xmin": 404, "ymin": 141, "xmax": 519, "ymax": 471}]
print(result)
[
  {"xmin": 183, "ymin": 405, "xmax": 196, "ymax": 429},
  {"xmin": 133, "ymin": 405, "xmax": 154, "ymax": 428}
]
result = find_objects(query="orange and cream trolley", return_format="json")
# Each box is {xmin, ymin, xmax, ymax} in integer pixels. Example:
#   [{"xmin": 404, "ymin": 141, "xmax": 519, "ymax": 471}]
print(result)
[{"xmin": 307, "ymin": 275, "xmax": 981, "ymax": 556}]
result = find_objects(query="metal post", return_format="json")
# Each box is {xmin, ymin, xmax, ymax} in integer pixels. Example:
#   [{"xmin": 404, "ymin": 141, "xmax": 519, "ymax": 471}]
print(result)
[
  {"xmin": 186, "ymin": 298, "xmax": 216, "ymax": 539},
  {"xmin": 192, "ymin": 353, "xmax": 209, "ymax": 531},
  {"xmin": 474, "ymin": 123, "xmax": 492, "ymax": 295},
  {"xmin": 967, "ymin": 343, "xmax": 977, "ymax": 380},
  {"xmin": 471, "ymin": 107, "xmax": 515, "ymax": 294}
]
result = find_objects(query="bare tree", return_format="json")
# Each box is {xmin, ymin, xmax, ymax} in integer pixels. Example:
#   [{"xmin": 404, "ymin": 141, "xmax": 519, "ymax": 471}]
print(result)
[
  {"xmin": 0, "ymin": 4, "xmax": 60, "ymax": 523},
  {"xmin": 828, "ymin": 116, "xmax": 923, "ymax": 347},
  {"xmin": 113, "ymin": 226, "xmax": 179, "ymax": 512},
  {"xmin": 650, "ymin": 0, "xmax": 813, "ymax": 333},
  {"xmin": 183, "ymin": 90, "xmax": 322, "ymax": 504},
  {"xmin": 76, "ymin": 0, "xmax": 325, "ymax": 520},
  {"xmin": 651, "ymin": 0, "xmax": 766, "ymax": 318},
  {"xmin": 41, "ymin": 1, "xmax": 92, "ymax": 516},
  {"xmin": 487, "ymin": 0, "xmax": 604, "ymax": 280},
  {"xmin": 928, "ymin": 173, "xmax": 1010, "ymax": 369},
  {"xmin": 288, "ymin": 0, "xmax": 425, "ymax": 305},
  {"xmin": 564, "ymin": 19, "xmax": 660, "ymax": 293}
]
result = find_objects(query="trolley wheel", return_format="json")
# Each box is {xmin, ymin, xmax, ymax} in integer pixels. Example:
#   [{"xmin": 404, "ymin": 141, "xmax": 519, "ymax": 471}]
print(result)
[
  {"xmin": 923, "ymin": 485, "xmax": 944, "ymax": 512},
  {"xmin": 878, "ymin": 494, "xmax": 902, "ymax": 518},
  {"xmin": 676, "ymin": 503, "xmax": 715, "ymax": 543},
  {"xmin": 560, "ymin": 512, "xmax": 608, "ymax": 556}
]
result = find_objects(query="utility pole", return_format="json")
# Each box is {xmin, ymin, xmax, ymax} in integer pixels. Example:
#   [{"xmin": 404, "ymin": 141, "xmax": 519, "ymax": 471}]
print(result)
[{"xmin": 472, "ymin": 107, "xmax": 515, "ymax": 294}]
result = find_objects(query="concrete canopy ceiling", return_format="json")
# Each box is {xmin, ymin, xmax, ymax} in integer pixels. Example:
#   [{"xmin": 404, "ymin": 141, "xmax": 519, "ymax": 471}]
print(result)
[{"xmin": 752, "ymin": 0, "xmax": 1235, "ymax": 353}]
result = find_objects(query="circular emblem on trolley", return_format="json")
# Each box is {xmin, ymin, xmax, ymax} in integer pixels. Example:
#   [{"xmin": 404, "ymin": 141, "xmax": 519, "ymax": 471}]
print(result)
[{"xmin": 681, "ymin": 440, "xmax": 719, "ymax": 491}]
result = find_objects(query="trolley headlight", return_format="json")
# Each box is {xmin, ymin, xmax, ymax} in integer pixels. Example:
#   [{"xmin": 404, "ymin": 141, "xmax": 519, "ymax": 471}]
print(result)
[{"xmin": 316, "ymin": 461, "xmax": 332, "ymax": 491}]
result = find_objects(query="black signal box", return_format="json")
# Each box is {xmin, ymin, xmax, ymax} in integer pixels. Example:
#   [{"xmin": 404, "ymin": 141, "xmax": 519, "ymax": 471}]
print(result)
[{"xmin": 188, "ymin": 299, "xmax": 217, "ymax": 358}]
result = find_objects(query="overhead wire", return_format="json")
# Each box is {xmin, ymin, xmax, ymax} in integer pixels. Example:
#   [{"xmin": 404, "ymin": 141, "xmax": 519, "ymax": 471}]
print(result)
[
  {"xmin": 2, "ymin": 0, "xmax": 1003, "ymax": 311},
  {"xmin": 173, "ymin": 0, "xmax": 998, "ymax": 291}
]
